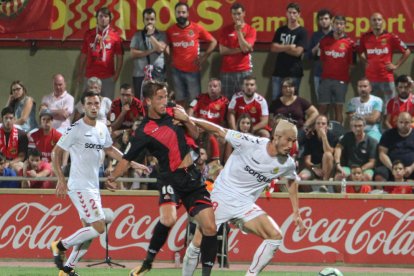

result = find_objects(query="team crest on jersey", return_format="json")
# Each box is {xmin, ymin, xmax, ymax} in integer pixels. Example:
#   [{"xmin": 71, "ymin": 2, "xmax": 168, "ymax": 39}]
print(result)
[
  {"xmin": 188, "ymin": 30, "xmax": 194, "ymax": 37},
  {"xmin": 272, "ymin": 167, "xmax": 279, "ymax": 174},
  {"xmin": 250, "ymin": 107, "xmax": 257, "ymax": 113},
  {"xmin": 214, "ymin": 104, "xmax": 221, "ymax": 110},
  {"xmin": 231, "ymin": 132, "xmax": 242, "ymax": 139},
  {"xmin": 381, "ymin": 38, "xmax": 387, "ymax": 45},
  {"xmin": 339, "ymin": 43, "xmax": 345, "ymax": 49}
]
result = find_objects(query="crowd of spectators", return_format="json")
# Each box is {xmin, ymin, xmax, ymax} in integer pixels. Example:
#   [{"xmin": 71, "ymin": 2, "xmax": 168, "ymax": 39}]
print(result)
[{"xmin": 0, "ymin": 3, "xmax": 413, "ymax": 194}]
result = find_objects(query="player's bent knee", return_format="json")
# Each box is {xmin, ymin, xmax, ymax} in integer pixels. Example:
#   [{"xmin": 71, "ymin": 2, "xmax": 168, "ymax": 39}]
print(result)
[
  {"xmin": 92, "ymin": 220, "xmax": 106, "ymax": 234},
  {"xmin": 200, "ymin": 223, "xmax": 217, "ymax": 236}
]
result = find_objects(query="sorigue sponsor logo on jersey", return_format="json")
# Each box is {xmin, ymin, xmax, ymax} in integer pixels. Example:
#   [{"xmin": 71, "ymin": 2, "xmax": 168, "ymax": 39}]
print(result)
[
  {"xmin": 366, "ymin": 47, "xmax": 389, "ymax": 55},
  {"xmin": 324, "ymin": 50, "xmax": 346, "ymax": 58},
  {"xmin": 244, "ymin": 165, "xmax": 272, "ymax": 183},
  {"xmin": 172, "ymin": 40, "xmax": 195, "ymax": 48},
  {"xmin": 84, "ymin": 143, "xmax": 104, "ymax": 150}
]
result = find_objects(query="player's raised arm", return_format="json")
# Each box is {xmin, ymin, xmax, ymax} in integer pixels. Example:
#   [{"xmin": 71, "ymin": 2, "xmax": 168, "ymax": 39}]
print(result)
[{"xmin": 190, "ymin": 117, "xmax": 228, "ymax": 139}]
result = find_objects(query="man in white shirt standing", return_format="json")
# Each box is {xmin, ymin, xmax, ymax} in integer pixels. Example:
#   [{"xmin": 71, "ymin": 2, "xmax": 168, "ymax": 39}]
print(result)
[
  {"xmin": 50, "ymin": 91, "xmax": 147, "ymax": 276},
  {"xmin": 182, "ymin": 118, "xmax": 305, "ymax": 276},
  {"xmin": 41, "ymin": 74, "xmax": 74, "ymax": 134}
]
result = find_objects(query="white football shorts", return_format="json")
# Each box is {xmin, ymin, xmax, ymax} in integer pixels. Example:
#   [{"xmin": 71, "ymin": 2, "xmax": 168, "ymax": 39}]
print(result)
[{"xmin": 68, "ymin": 190, "xmax": 105, "ymax": 224}]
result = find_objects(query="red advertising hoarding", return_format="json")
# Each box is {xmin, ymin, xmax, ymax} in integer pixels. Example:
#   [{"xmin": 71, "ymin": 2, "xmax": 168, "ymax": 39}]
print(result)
[
  {"xmin": 0, "ymin": 192, "xmax": 412, "ymax": 265},
  {"xmin": 0, "ymin": 0, "xmax": 412, "ymax": 44}
]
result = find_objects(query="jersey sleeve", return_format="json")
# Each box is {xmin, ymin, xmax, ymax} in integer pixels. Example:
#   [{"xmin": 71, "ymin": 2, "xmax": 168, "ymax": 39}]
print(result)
[
  {"xmin": 103, "ymin": 125, "xmax": 113, "ymax": 148},
  {"xmin": 280, "ymin": 158, "xmax": 298, "ymax": 180},
  {"xmin": 123, "ymin": 129, "xmax": 148, "ymax": 161},
  {"xmin": 197, "ymin": 24, "xmax": 214, "ymax": 42},
  {"xmin": 225, "ymin": 129, "xmax": 262, "ymax": 151},
  {"xmin": 57, "ymin": 124, "xmax": 78, "ymax": 151}
]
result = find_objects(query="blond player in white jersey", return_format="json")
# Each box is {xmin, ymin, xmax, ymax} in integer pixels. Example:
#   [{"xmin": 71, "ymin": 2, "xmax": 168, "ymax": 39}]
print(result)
[
  {"xmin": 182, "ymin": 118, "xmax": 305, "ymax": 276},
  {"xmin": 50, "ymin": 91, "xmax": 148, "ymax": 276}
]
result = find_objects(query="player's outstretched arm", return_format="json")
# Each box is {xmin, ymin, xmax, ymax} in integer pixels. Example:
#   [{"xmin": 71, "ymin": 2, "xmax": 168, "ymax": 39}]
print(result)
[
  {"xmin": 190, "ymin": 117, "xmax": 228, "ymax": 139},
  {"xmin": 287, "ymin": 179, "xmax": 305, "ymax": 234}
]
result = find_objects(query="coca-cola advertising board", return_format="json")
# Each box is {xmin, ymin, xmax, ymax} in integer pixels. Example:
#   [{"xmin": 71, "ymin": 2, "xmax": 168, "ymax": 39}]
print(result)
[{"xmin": 0, "ymin": 192, "xmax": 413, "ymax": 265}]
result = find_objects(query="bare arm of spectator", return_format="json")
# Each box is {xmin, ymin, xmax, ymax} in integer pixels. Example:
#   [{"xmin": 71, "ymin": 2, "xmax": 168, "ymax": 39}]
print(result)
[
  {"xmin": 227, "ymin": 109, "xmax": 237, "ymax": 130},
  {"xmin": 78, "ymin": 53, "xmax": 87, "ymax": 83},
  {"xmin": 235, "ymin": 24, "xmax": 254, "ymax": 53},
  {"xmin": 111, "ymin": 104, "xmax": 130, "ymax": 131},
  {"xmin": 334, "ymin": 144, "xmax": 345, "ymax": 177},
  {"xmin": 361, "ymin": 158, "xmax": 376, "ymax": 171},
  {"xmin": 113, "ymin": 54, "xmax": 123, "ymax": 82},
  {"xmin": 198, "ymin": 38, "xmax": 217, "ymax": 67},
  {"xmin": 303, "ymin": 105, "xmax": 319, "ymax": 130},
  {"xmin": 15, "ymin": 97, "xmax": 34, "ymax": 126},
  {"xmin": 252, "ymin": 115, "xmax": 269, "ymax": 133},
  {"xmin": 385, "ymin": 114, "xmax": 393, "ymax": 129},
  {"xmin": 378, "ymin": 145, "xmax": 392, "ymax": 171},
  {"xmin": 317, "ymin": 128, "xmax": 334, "ymax": 154},
  {"xmin": 219, "ymin": 44, "xmax": 243, "ymax": 55}
]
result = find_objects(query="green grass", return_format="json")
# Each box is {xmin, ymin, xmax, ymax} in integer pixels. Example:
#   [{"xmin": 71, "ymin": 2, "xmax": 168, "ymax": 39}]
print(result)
[{"xmin": 0, "ymin": 267, "xmax": 412, "ymax": 276}]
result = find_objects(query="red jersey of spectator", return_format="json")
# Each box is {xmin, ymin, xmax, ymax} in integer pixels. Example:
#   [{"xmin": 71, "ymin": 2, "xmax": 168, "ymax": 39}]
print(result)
[
  {"xmin": 386, "ymin": 94, "xmax": 414, "ymax": 128},
  {"xmin": 166, "ymin": 22, "xmax": 214, "ymax": 73},
  {"xmin": 190, "ymin": 94, "xmax": 229, "ymax": 125},
  {"xmin": 23, "ymin": 161, "xmax": 54, "ymax": 189},
  {"xmin": 109, "ymin": 97, "xmax": 145, "ymax": 129},
  {"xmin": 28, "ymin": 128, "xmax": 62, "ymax": 162},
  {"xmin": 81, "ymin": 27, "xmax": 123, "ymax": 79},
  {"xmin": 228, "ymin": 92, "xmax": 269, "ymax": 126},
  {"xmin": 346, "ymin": 185, "xmax": 372, "ymax": 193},
  {"xmin": 358, "ymin": 31, "xmax": 408, "ymax": 82},
  {"xmin": 219, "ymin": 24, "xmax": 256, "ymax": 72},
  {"xmin": 391, "ymin": 185, "xmax": 413, "ymax": 194},
  {"xmin": 320, "ymin": 33, "xmax": 355, "ymax": 82}
]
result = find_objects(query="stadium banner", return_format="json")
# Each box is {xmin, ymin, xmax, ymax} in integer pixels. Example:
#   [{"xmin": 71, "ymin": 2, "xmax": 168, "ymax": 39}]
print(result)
[
  {"xmin": 0, "ymin": 0, "xmax": 412, "ymax": 44},
  {"xmin": 0, "ymin": 192, "xmax": 413, "ymax": 264}
]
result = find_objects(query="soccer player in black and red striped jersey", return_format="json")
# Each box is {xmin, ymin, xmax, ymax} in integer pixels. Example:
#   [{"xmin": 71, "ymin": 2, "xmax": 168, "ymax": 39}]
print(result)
[{"xmin": 108, "ymin": 81, "xmax": 217, "ymax": 276}]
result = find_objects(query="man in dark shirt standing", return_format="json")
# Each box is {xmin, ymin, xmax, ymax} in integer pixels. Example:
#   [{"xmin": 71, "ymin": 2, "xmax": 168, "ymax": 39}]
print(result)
[
  {"xmin": 108, "ymin": 82, "xmax": 217, "ymax": 276},
  {"xmin": 270, "ymin": 2, "xmax": 307, "ymax": 100}
]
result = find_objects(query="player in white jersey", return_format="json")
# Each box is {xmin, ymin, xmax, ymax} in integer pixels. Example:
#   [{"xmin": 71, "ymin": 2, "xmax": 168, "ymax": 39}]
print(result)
[
  {"xmin": 50, "ymin": 91, "xmax": 148, "ymax": 276},
  {"xmin": 182, "ymin": 118, "xmax": 305, "ymax": 276}
]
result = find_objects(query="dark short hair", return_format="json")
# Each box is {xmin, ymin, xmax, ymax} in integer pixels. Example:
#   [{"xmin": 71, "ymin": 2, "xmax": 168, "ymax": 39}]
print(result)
[
  {"xmin": 333, "ymin": 15, "xmax": 346, "ymax": 22},
  {"xmin": 120, "ymin": 83, "xmax": 132, "ymax": 91},
  {"xmin": 81, "ymin": 91, "xmax": 100, "ymax": 105},
  {"xmin": 175, "ymin": 2, "xmax": 189, "ymax": 11},
  {"xmin": 395, "ymin": 74, "xmax": 410, "ymax": 86},
  {"xmin": 392, "ymin": 159, "xmax": 405, "ymax": 168},
  {"xmin": 143, "ymin": 8, "xmax": 156, "ymax": 18},
  {"xmin": 28, "ymin": 148, "xmax": 42, "ymax": 158},
  {"xmin": 287, "ymin": 2, "xmax": 300, "ymax": 12},
  {"xmin": 231, "ymin": 3, "xmax": 245, "ymax": 12},
  {"xmin": 142, "ymin": 81, "xmax": 168, "ymax": 99},
  {"xmin": 243, "ymin": 75, "xmax": 256, "ymax": 82},
  {"xmin": 317, "ymin": 9, "xmax": 332, "ymax": 19},
  {"xmin": 1, "ymin": 106, "xmax": 14, "ymax": 118},
  {"xmin": 96, "ymin": 7, "xmax": 112, "ymax": 21}
]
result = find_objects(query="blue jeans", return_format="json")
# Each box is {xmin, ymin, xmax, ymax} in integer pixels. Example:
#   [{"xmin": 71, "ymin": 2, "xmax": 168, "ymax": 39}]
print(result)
[
  {"xmin": 171, "ymin": 67, "xmax": 201, "ymax": 103},
  {"xmin": 272, "ymin": 76, "xmax": 302, "ymax": 100}
]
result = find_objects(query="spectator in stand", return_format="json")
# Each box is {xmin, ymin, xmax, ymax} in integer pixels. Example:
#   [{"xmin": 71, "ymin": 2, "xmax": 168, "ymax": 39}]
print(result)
[
  {"xmin": 21, "ymin": 148, "xmax": 54, "ymax": 189},
  {"xmin": 223, "ymin": 113, "xmax": 254, "ymax": 163},
  {"xmin": 130, "ymin": 8, "xmax": 167, "ymax": 99},
  {"xmin": 317, "ymin": 15, "xmax": 356, "ymax": 125},
  {"xmin": 390, "ymin": 160, "xmax": 413, "ymax": 194},
  {"xmin": 108, "ymin": 83, "xmax": 145, "ymax": 131},
  {"xmin": 228, "ymin": 75, "xmax": 270, "ymax": 137},
  {"xmin": 334, "ymin": 115, "xmax": 377, "ymax": 192},
  {"xmin": 166, "ymin": 2, "xmax": 217, "ymax": 108},
  {"xmin": 219, "ymin": 2, "xmax": 256, "ymax": 99},
  {"xmin": 307, "ymin": 9, "xmax": 332, "ymax": 101},
  {"xmin": 357, "ymin": 12, "xmax": 410, "ymax": 104},
  {"xmin": 269, "ymin": 77, "xmax": 319, "ymax": 142},
  {"xmin": 346, "ymin": 165, "xmax": 372, "ymax": 194},
  {"xmin": 73, "ymin": 77, "xmax": 112, "ymax": 125},
  {"xmin": 0, "ymin": 153, "xmax": 20, "ymax": 188},
  {"xmin": 78, "ymin": 7, "xmax": 123, "ymax": 99},
  {"xmin": 375, "ymin": 112, "xmax": 414, "ymax": 191},
  {"xmin": 299, "ymin": 115, "xmax": 336, "ymax": 192},
  {"xmin": 385, "ymin": 75, "xmax": 414, "ymax": 129},
  {"xmin": 346, "ymin": 77, "xmax": 383, "ymax": 142},
  {"xmin": 270, "ymin": 2, "xmax": 307, "ymax": 100},
  {"xmin": 188, "ymin": 78, "xmax": 229, "ymax": 126},
  {"xmin": 0, "ymin": 107, "xmax": 28, "ymax": 173},
  {"xmin": 6, "ymin": 80, "xmax": 38, "ymax": 132},
  {"xmin": 40, "ymin": 74, "xmax": 74, "ymax": 134},
  {"xmin": 27, "ymin": 109, "xmax": 62, "ymax": 163}
]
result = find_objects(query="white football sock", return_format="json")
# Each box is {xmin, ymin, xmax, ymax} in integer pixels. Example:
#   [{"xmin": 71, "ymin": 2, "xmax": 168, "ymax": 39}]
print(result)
[
  {"xmin": 62, "ymin": 226, "xmax": 100, "ymax": 249},
  {"xmin": 246, "ymin": 239, "xmax": 281, "ymax": 276},
  {"xmin": 182, "ymin": 242, "xmax": 201, "ymax": 276},
  {"xmin": 64, "ymin": 239, "xmax": 93, "ymax": 268}
]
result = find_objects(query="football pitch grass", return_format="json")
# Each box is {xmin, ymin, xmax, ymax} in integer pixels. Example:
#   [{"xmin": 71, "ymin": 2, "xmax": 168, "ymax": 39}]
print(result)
[{"xmin": 1, "ymin": 267, "xmax": 412, "ymax": 276}]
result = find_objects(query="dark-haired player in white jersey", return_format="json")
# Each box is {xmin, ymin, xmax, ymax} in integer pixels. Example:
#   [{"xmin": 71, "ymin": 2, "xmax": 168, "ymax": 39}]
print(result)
[
  {"xmin": 182, "ymin": 118, "xmax": 305, "ymax": 276},
  {"xmin": 50, "ymin": 91, "xmax": 148, "ymax": 276}
]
